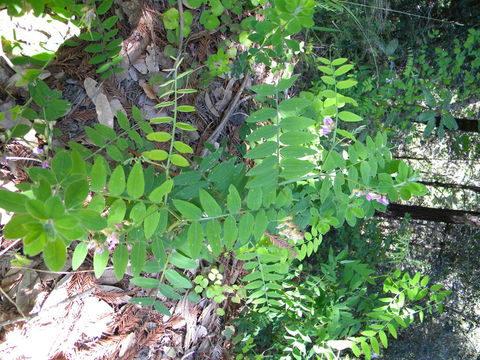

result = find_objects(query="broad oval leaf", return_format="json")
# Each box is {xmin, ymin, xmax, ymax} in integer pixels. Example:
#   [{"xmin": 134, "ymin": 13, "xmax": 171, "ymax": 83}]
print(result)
[
  {"xmin": 334, "ymin": 64, "xmax": 354, "ymax": 76},
  {"xmin": 74, "ymin": 209, "xmax": 107, "ymax": 231},
  {"xmin": 0, "ymin": 190, "xmax": 28, "ymax": 212},
  {"xmin": 223, "ymin": 216, "xmax": 237, "ymax": 250},
  {"xmin": 65, "ymin": 179, "xmax": 89, "ymax": 209},
  {"xmin": 173, "ymin": 141, "xmax": 194, "ymax": 154},
  {"xmin": 173, "ymin": 199, "xmax": 202, "ymax": 220},
  {"xmin": 280, "ymin": 131, "xmax": 316, "ymax": 145},
  {"xmin": 113, "ymin": 244, "xmax": 128, "ymax": 280},
  {"xmin": 72, "ymin": 242, "xmax": 88, "ymax": 270},
  {"xmin": 251, "ymin": 83, "xmax": 276, "ymax": 96},
  {"xmin": 109, "ymin": 165, "xmax": 126, "ymax": 196},
  {"xmin": 43, "ymin": 237, "xmax": 67, "ymax": 271},
  {"xmin": 338, "ymin": 111, "xmax": 363, "ymax": 122},
  {"xmin": 130, "ymin": 202, "xmax": 146, "ymax": 223},
  {"xmin": 26, "ymin": 199, "xmax": 48, "ymax": 219},
  {"xmin": 131, "ymin": 276, "xmax": 160, "ymax": 289},
  {"xmin": 93, "ymin": 247, "xmax": 109, "ymax": 278},
  {"xmin": 170, "ymin": 251, "xmax": 198, "ymax": 269},
  {"xmin": 245, "ymin": 125, "xmax": 278, "ymax": 142},
  {"xmin": 199, "ymin": 189, "xmax": 222, "ymax": 217},
  {"xmin": 176, "ymin": 122, "xmax": 197, "ymax": 131},
  {"xmin": 144, "ymin": 205, "xmax": 161, "ymax": 238},
  {"xmin": 246, "ymin": 107, "xmax": 277, "ymax": 123},
  {"xmin": 127, "ymin": 162, "xmax": 145, "ymax": 199},
  {"xmin": 108, "ymin": 199, "xmax": 126, "ymax": 226},
  {"xmin": 206, "ymin": 220, "xmax": 222, "ymax": 256},
  {"xmin": 90, "ymin": 156, "xmax": 107, "ymax": 191},
  {"xmin": 226, "ymin": 185, "xmax": 241, "ymax": 214},
  {"xmin": 336, "ymin": 79, "xmax": 358, "ymax": 89},
  {"xmin": 143, "ymin": 150, "xmax": 168, "ymax": 161},
  {"xmin": 147, "ymin": 131, "xmax": 172, "ymax": 142},
  {"xmin": 244, "ymin": 141, "xmax": 277, "ymax": 159},
  {"xmin": 131, "ymin": 242, "xmax": 146, "ymax": 277},
  {"xmin": 188, "ymin": 221, "xmax": 204, "ymax": 259},
  {"xmin": 177, "ymin": 105, "xmax": 195, "ymax": 112},
  {"xmin": 165, "ymin": 269, "xmax": 192, "ymax": 289},
  {"xmin": 170, "ymin": 154, "xmax": 190, "ymax": 167},
  {"xmin": 149, "ymin": 180, "xmax": 174, "ymax": 203}
]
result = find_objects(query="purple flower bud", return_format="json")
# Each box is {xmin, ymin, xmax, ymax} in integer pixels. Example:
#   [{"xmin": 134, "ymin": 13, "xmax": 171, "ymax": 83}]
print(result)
[
  {"xmin": 107, "ymin": 232, "xmax": 119, "ymax": 252},
  {"xmin": 1, "ymin": 157, "xmax": 7, "ymax": 166},
  {"xmin": 366, "ymin": 193, "xmax": 374, "ymax": 201},
  {"xmin": 32, "ymin": 147, "xmax": 43, "ymax": 155},
  {"xmin": 376, "ymin": 197, "xmax": 389, "ymax": 206},
  {"xmin": 320, "ymin": 126, "xmax": 332, "ymax": 135},
  {"xmin": 41, "ymin": 161, "xmax": 50, "ymax": 168},
  {"xmin": 323, "ymin": 117, "xmax": 334, "ymax": 126}
]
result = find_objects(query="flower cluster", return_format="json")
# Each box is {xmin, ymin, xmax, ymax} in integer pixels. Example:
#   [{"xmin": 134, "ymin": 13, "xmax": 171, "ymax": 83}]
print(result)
[
  {"xmin": 351, "ymin": 189, "xmax": 389, "ymax": 206},
  {"xmin": 319, "ymin": 116, "xmax": 335, "ymax": 136}
]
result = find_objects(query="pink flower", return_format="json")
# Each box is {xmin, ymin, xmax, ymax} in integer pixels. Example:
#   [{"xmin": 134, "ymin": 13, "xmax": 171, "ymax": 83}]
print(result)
[
  {"xmin": 352, "ymin": 189, "xmax": 389, "ymax": 206},
  {"xmin": 323, "ymin": 117, "xmax": 334, "ymax": 126},
  {"xmin": 376, "ymin": 197, "xmax": 389, "ymax": 206},
  {"xmin": 107, "ymin": 232, "xmax": 119, "ymax": 252},
  {"xmin": 320, "ymin": 116, "xmax": 335, "ymax": 136},
  {"xmin": 366, "ymin": 192, "xmax": 389, "ymax": 206}
]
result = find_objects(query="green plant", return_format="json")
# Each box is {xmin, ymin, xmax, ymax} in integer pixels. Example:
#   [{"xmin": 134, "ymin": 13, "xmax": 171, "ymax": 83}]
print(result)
[
  {"xmin": 234, "ymin": 247, "xmax": 450, "ymax": 359},
  {"xmin": 0, "ymin": 56, "xmax": 426, "ymax": 312},
  {"xmin": 341, "ymin": 27, "xmax": 480, "ymax": 140},
  {"xmin": 63, "ymin": 0, "xmax": 124, "ymax": 79},
  {"xmin": 193, "ymin": 267, "xmax": 244, "ymax": 313}
]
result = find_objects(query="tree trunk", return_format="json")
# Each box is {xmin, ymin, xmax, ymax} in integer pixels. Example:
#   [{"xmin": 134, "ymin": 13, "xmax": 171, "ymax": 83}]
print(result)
[
  {"xmin": 418, "ymin": 181, "xmax": 480, "ymax": 194},
  {"xmin": 382, "ymin": 203, "xmax": 480, "ymax": 226},
  {"xmin": 434, "ymin": 116, "xmax": 480, "ymax": 133}
]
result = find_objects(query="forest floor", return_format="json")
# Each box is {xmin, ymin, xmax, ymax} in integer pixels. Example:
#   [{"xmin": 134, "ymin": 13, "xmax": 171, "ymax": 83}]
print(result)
[{"xmin": 1, "ymin": 2, "xmax": 480, "ymax": 360}]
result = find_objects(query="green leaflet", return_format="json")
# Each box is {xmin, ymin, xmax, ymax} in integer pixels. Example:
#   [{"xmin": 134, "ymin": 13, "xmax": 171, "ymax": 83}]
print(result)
[
  {"xmin": 149, "ymin": 179, "xmax": 174, "ymax": 203},
  {"xmin": 170, "ymin": 251, "xmax": 198, "ymax": 269},
  {"xmin": 246, "ymin": 188, "xmax": 263, "ymax": 211},
  {"xmin": 73, "ymin": 209, "xmax": 107, "ymax": 231},
  {"xmin": 244, "ymin": 141, "xmax": 277, "ymax": 159},
  {"xmin": 188, "ymin": 221, "xmax": 204, "ymax": 258},
  {"xmin": 226, "ymin": 185, "xmax": 241, "ymax": 214},
  {"xmin": 246, "ymin": 125, "xmax": 278, "ymax": 141},
  {"xmin": 127, "ymin": 162, "xmax": 145, "ymax": 199},
  {"xmin": 173, "ymin": 199, "xmax": 202, "ymax": 220},
  {"xmin": 199, "ymin": 189, "xmax": 222, "ymax": 217},
  {"xmin": 108, "ymin": 199, "xmax": 126, "ymax": 226},
  {"xmin": 170, "ymin": 154, "xmax": 190, "ymax": 167},
  {"xmin": 113, "ymin": 244, "xmax": 129, "ymax": 280},
  {"xmin": 223, "ymin": 216, "xmax": 238, "ymax": 250},
  {"xmin": 90, "ymin": 156, "xmax": 107, "ymax": 191},
  {"xmin": 93, "ymin": 247, "xmax": 109, "ymax": 278},
  {"xmin": 206, "ymin": 220, "xmax": 222, "ymax": 256},
  {"xmin": 43, "ymin": 237, "xmax": 67, "ymax": 271},
  {"xmin": 338, "ymin": 111, "xmax": 363, "ymax": 122},
  {"xmin": 165, "ymin": 269, "xmax": 192, "ymax": 289},
  {"xmin": 130, "ymin": 202, "xmax": 146, "ymax": 224},
  {"xmin": 72, "ymin": 242, "xmax": 88, "ymax": 270},
  {"xmin": 131, "ymin": 276, "xmax": 160, "ymax": 288},
  {"xmin": 109, "ymin": 165, "xmax": 126, "ymax": 196},
  {"xmin": 131, "ymin": 242, "xmax": 146, "ymax": 277},
  {"xmin": 238, "ymin": 212, "xmax": 254, "ymax": 245}
]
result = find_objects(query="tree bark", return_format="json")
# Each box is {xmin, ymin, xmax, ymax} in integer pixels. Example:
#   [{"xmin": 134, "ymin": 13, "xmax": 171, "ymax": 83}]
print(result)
[
  {"xmin": 382, "ymin": 203, "xmax": 480, "ymax": 226},
  {"xmin": 418, "ymin": 181, "xmax": 480, "ymax": 194},
  {"xmin": 433, "ymin": 116, "xmax": 480, "ymax": 133}
]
